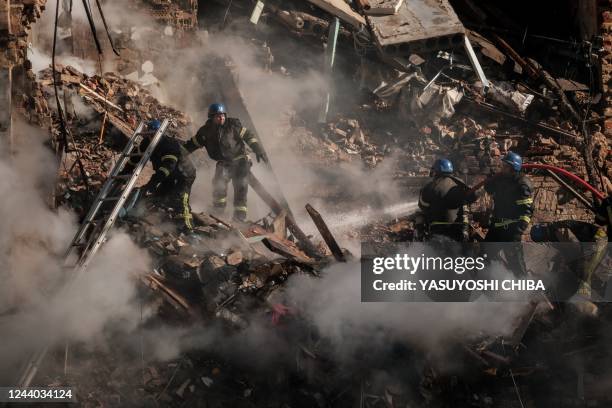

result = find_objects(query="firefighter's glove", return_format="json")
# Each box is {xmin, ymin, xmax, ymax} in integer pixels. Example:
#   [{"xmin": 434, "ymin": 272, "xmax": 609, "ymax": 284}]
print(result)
[
  {"xmin": 255, "ymin": 151, "xmax": 268, "ymax": 163},
  {"xmin": 143, "ymin": 174, "xmax": 162, "ymax": 196},
  {"xmin": 517, "ymin": 220, "xmax": 529, "ymax": 233},
  {"xmin": 143, "ymin": 182, "xmax": 158, "ymax": 196}
]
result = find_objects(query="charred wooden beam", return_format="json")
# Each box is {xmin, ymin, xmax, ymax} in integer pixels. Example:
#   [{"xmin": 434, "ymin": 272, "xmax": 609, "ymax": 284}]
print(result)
[
  {"xmin": 305, "ymin": 203, "xmax": 346, "ymax": 262},
  {"xmin": 306, "ymin": 0, "xmax": 365, "ymax": 28},
  {"xmin": 262, "ymin": 237, "xmax": 315, "ymax": 265},
  {"xmin": 142, "ymin": 274, "xmax": 200, "ymax": 320},
  {"xmin": 248, "ymin": 172, "xmax": 322, "ymax": 259}
]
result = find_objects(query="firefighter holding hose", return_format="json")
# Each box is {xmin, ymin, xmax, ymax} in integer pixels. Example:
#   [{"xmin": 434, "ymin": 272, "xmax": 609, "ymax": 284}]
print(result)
[{"xmin": 418, "ymin": 158, "xmax": 478, "ymax": 242}]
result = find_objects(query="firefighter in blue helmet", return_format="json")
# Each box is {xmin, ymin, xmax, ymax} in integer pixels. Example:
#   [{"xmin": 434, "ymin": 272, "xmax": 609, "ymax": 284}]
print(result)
[
  {"xmin": 124, "ymin": 119, "xmax": 196, "ymax": 231},
  {"xmin": 483, "ymin": 151, "xmax": 534, "ymax": 276},
  {"xmin": 183, "ymin": 103, "xmax": 268, "ymax": 222},
  {"xmin": 418, "ymin": 158, "xmax": 477, "ymax": 241}
]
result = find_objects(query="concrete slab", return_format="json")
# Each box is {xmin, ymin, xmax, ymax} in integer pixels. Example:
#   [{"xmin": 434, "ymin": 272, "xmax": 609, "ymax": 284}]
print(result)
[{"xmin": 367, "ymin": 0, "xmax": 464, "ymax": 56}]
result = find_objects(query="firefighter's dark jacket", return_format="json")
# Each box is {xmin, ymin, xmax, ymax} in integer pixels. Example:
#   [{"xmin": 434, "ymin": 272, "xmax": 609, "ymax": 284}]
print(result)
[
  {"xmin": 418, "ymin": 175, "xmax": 475, "ymax": 224},
  {"xmin": 183, "ymin": 118, "xmax": 263, "ymax": 161},
  {"xmin": 484, "ymin": 173, "xmax": 534, "ymax": 226},
  {"xmin": 126, "ymin": 134, "xmax": 186, "ymax": 186}
]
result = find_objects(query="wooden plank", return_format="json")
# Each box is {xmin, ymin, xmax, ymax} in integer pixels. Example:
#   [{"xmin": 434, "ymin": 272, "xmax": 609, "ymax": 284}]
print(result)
[
  {"xmin": 243, "ymin": 224, "xmax": 314, "ymax": 264},
  {"xmin": 306, "ymin": 0, "xmax": 365, "ymax": 28},
  {"xmin": 78, "ymin": 82, "xmax": 124, "ymax": 112},
  {"xmin": 142, "ymin": 274, "xmax": 200, "ymax": 320},
  {"xmin": 248, "ymin": 172, "xmax": 321, "ymax": 258},
  {"xmin": 262, "ymin": 237, "xmax": 315, "ymax": 265},
  {"xmin": 305, "ymin": 204, "xmax": 346, "ymax": 262}
]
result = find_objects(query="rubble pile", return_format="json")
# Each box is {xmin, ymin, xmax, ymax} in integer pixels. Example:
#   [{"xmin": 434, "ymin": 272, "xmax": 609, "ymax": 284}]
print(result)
[
  {"xmin": 38, "ymin": 65, "xmax": 192, "ymax": 138},
  {"xmin": 144, "ymin": 0, "xmax": 198, "ymax": 33},
  {"xmin": 3, "ymin": 0, "xmax": 612, "ymax": 406},
  {"xmin": 0, "ymin": 0, "xmax": 47, "ymax": 67}
]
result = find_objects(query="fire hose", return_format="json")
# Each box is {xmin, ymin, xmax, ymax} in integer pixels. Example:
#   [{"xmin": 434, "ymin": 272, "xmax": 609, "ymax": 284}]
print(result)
[{"xmin": 522, "ymin": 163, "xmax": 605, "ymax": 201}]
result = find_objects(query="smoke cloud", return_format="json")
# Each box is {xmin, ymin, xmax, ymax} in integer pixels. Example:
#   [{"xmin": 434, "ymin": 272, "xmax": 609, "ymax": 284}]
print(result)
[
  {"xmin": 283, "ymin": 262, "xmax": 526, "ymax": 363},
  {"xmin": 0, "ymin": 120, "xmax": 152, "ymax": 384}
]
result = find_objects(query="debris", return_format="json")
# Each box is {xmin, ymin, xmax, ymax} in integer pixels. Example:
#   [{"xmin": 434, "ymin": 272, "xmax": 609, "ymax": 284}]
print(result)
[
  {"xmin": 367, "ymin": 0, "xmax": 464, "ymax": 55},
  {"xmin": 305, "ymin": 203, "xmax": 347, "ymax": 262},
  {"xmin": 364, "ymin": 0, "xmax": 403, "ymax": 16},
  {"xmin": 248, "ymin": 172, "xmax": 321, "ymax": 258},
  {"xmin": 464, "ymin": 35, "xmax": 490, "ymax": 92},
  {"xmin": 306, "ymin": 0, "xmax": 366, "ymax": 28},
  {"xmin": 486, "ymin": 81, "xmax": 534, "ymax": 113},
  {"xmin": 175, "ymin": 378, "xmax": 191, "ymax": 398},
  {"xmin": 5, "ymin": 1, "xmax": 612, "ymax": 406}
]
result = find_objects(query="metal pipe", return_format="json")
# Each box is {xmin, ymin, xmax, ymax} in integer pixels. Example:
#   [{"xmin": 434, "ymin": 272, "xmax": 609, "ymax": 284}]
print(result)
[{"xmin": 543, "ymin": 168, "xmax": 595, "ymax": 212}]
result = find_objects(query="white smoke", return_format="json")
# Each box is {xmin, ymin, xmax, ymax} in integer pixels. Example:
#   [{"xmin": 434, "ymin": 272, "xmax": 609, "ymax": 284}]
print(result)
[{"xmin": 0, "ymin": 120, "xmax": 152, "ymax": 384}]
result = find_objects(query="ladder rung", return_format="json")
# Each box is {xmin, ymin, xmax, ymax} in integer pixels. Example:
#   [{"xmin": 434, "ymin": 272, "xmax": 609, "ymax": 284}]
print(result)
[{"xmin": 102, "ymin": 197, "xmax": 121, "ymax": 202}]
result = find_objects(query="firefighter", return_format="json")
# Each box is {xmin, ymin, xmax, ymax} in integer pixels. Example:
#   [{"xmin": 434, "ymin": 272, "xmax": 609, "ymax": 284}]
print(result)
[
  {"xmin": 531, "ymin": 222, "xmax": 607, "ymax": 295},
  {"xmin": 125, "ymin": 119, "xmax": 196, "ymax": 231},
  {"xmin": 531, "ymin": 221, "xmax": 607, "ymax": 315},
  {"xmin": 483, "ymin": 151, "xmax": 534, "ymax": 276},
  {"xmin": 183, "ymin": 103, "xmax": 268, "ymax": 222},
  {"xmin": 418, "ymin": 158, "xmax": 477, "ymax": 242}
]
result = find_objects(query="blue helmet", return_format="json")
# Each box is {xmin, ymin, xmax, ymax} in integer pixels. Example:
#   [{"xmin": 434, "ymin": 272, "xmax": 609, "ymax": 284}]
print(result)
[
  {"xmin": 147, "ymin": 119, "xmax": 161, "ymax": 131},
  {"xmin": 432, "ymin": 158, "xmax": 454, "ymax": 174},
  {"xmin": 208, "ymin": 103, "xmax": 227, "ymax": 117},
  {"xmin": 502, "ymin": 151, "xmax": 522, "ymax": 172},
  {"xmin": 530, "ymin": 224, "xmax": 549, "ymax": 242}
]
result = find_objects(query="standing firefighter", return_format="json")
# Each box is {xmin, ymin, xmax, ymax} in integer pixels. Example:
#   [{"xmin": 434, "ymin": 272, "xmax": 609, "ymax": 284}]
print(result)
[
  {"xmin": 184, "ymin": 103, "xmax": 268, "ymax": 222},
  {"xmin": 484, "ymin": 151, "xmax": 534, "ymax": 276},
  {"xmin": 125, "ymin": 120, "xmax": 196, "ymax": 231},
  {"xmin": 418, "ymin": 158, "xmax": 477, "ymax": 242}
]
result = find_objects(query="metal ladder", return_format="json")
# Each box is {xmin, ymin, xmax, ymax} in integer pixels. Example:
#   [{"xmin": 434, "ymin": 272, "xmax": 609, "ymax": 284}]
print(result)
[
  {"xmin": 17, "ymin": 118, "xmax": 171, "ymax": 388},
  {"xmin": 65, "ymin": 118, "xmax": 169, "ymax": 271}
]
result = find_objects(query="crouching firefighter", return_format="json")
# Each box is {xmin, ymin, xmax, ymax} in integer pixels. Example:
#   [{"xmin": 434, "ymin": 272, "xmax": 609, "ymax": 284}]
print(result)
[
  {"xmin": 183, "ymin": 103, "xmax": 268, "ymax": 222},
  {"xmin": 418, "ymin": 158, "xmax": 477, "ymax": 242},
  {"xmin": 125, "ymin": 119, "xmax": 196, "ymax": 231},
  {"xmin": 483, "ymin": 151, "xmax": 534, "ymax": 277},
  {"xmin": 530, "ymin": 221, "xmax": 607, "ymax": 306}
]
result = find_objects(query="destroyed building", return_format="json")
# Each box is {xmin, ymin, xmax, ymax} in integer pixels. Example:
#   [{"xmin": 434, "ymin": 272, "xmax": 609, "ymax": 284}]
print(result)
[{"xmin": 1, "ymin": 0, "xmax": 612, "ymax": 407}]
